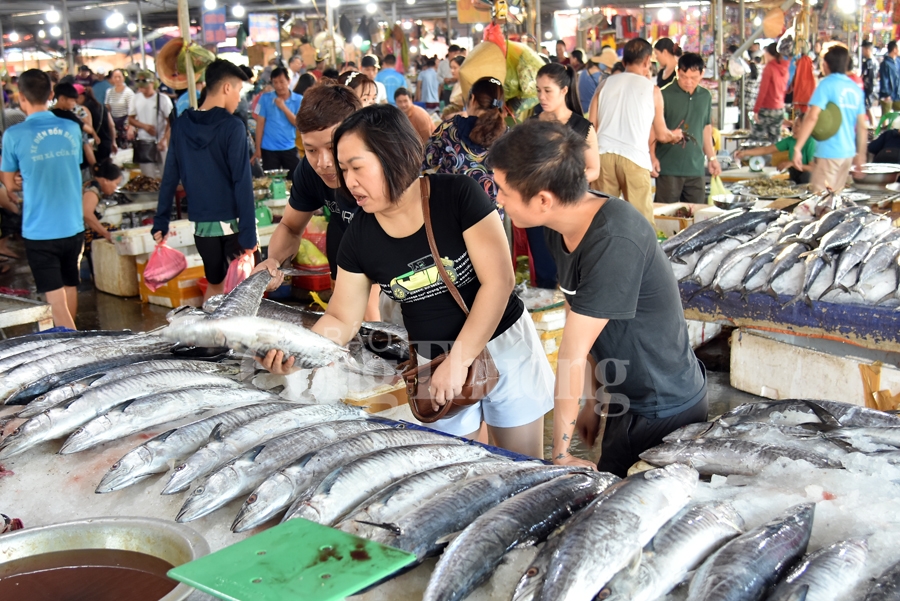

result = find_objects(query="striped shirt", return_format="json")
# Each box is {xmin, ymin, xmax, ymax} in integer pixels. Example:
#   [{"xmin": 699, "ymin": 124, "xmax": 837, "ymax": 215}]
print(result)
[{"xmin": 105, "ymin": 86, "xmax": 135, "ymax": 118}]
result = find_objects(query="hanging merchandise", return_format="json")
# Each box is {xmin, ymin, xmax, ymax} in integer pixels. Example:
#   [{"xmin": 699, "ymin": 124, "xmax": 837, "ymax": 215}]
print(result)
[
  {"xmin": 339, "ymin": 15, "xmax": 354, "ymax": 42},
  {"xmin": 791, "ymin": 55, "xmax": 816, "ymax": 112}
]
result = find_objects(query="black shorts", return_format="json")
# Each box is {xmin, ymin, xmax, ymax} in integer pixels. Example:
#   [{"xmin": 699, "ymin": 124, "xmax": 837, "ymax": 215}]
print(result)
[
  {"xmin": 194, "ymin": 234, "xmax": 261, "ymax": 286},
  {"xmin": 24, "ymin": 233, "xmax": 84, "ymax": 293}
]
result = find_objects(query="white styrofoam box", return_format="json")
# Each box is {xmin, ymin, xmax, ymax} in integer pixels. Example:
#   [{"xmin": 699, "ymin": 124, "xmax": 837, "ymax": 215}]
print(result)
[
  {"xmin": 258, "ymin": 223, "xmax": 278, "ymax": 248},
  {"xmin": 543, "ymin": 337, "xmax": 559, "ymax": 354},
  {"xmin": 729, "ymin": 329, "xmax": 900, "ymax": 406},
  {"xmin": 112, "ymin": 219, "xmax": 195, "ymax": 256},
  {"xmin": 532, "ymin": 308, "xmax": 565, "ymax": 324},
  {"xmin": 686, "ymin": 319, "xmax": 722, "ymax": 350},
  {"xmin": 534, "ymin": 318, "xmax": 566, "ymax": 332},
  {"xmin": 136, "ymin": 247, "xmax": 204, "ymax": 270}
]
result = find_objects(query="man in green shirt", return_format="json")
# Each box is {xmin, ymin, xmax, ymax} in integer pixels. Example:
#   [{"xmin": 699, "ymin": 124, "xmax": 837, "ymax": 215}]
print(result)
[
  {"xmin": 734, "ymin": 114, "xmax": 816, "ymax": 184},
  {"xmin": 653, "ymin": 53, "xmax": 721, "ymax": 204}
]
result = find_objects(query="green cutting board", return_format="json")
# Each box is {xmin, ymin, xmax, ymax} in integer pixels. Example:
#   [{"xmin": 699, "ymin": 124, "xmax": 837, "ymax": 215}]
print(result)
[{"xmin": 167, "ymin": 519, "xmax": 417, "ymax": 601}]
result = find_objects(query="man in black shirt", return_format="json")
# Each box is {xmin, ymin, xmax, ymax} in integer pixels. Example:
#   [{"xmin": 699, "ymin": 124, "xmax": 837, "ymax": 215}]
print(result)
[
  {"xmin": 862, "ymin": 41, "xmax": 877, "ymax": 125},
  {"xmin": 51, "ymin": 82, "xmax": 95, "ymax": 172},
  {"xmin": 490, "ymin": 119, "xmax": 708, "ymax": 477}
]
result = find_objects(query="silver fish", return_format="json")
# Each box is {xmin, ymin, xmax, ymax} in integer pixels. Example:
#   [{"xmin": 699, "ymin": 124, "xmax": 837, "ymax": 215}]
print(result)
[
  {"xmin": 687, "ymin": 503, "xmax": 815, "ymax": 601},
  {"xmin": 808, "ymin": 215, "xmax": 867, "ymax": 260},
  {"xmin": 599, "ymin": 501, "xmax": 745, "ymax": 601},
  {"xmin": 287, "ymin": 443, "xmax": 497, "ymax": 526},
  {"xmin": 423, "ymin": 473, "xmax": 613, "ymax": 601},
  {"xmin": 0, "ymin": 335, "xmax": 173, "ymax": 404},
  {"xmin": 207, "ymin": 270, "xmax": 271, "ymax": 319},
  {"xmin": 233, "ymin": 428, "xmax": 472, "ymax": 533},
  {"xmin": 176, "ymin": 419, "xmax": 392, "ymax": 522},
  {"xmin": 161, "ymin": 403, "xmax": 367, "ymax": 494},
  {"xmin": 514, "ymin": 463, "xmax": 697, "ymax": 601},
  {"xmin": 662, "ymin": 209, "xmax": 747, "ymax": 255},
  {"xmin": 336, "ymin": 460, "xmax": 519, "ymax": 538},
  {"xmin": 865, "ymin": 559, "xmax": 900, "ymax": 601},
  {"xmin": 798, "ymin": 207, "xmax": 868, "ymax": 245},
  {"xmin": 0, "ymin": 330, "xmax": 130, "ymax": 362},
  {"xmin": 825, "ymin": 426, "xmax": 900, "ymax": 449},
  {"xmin": 853, "ymin": 215, "xmax": 892, "ymax": 242},
  {"xmin": 17, "ymin": 359, "xmax": 240, "ymax": 420},
  {"xmin": 162, "ymin": 316, "xmax": 347, "ymax": 368},
  {"xmin": 767, "ymin": 539, "xmax": 868, "ymax": 601},
  {"xmin": 719, "ymin": 399, "xmax": 900, "ymax": 428},
  {"xmin": 639, "ymin": 439, "xmax": 842, "ymax": 476},
  {"xmin": 371, "ymin": 464, "xmax": 590, "ymax": 562},
  {"xmin": 822, "ymin": 239, "xmax": 873, "ymax": 297},
  {"xmin": 741, "ymin": 243, "xmax": 785, "ymax": 297},
  {"xmin": 0, "ymin": 337, "xmax": 103, "ymax": 374},
  {"xmin": 682, "ymin": 237, "xmax": 746, "ymax": 286},
  {"xmin": 852, "ymin": 242, "xmax": 900, "ymax": 294},
  {"xmin": 710, "ymin": 227, "xmax": 785, "ymax": 296},
  {"xmin": 765, "ymin": 243, "xmax": 811, "ymax": 299},
  {"xmin": 671, "ymin": 210, "xmax": 781, "ymax": 263},
  {"xmin": 0, "ymin": 370, "xmax": 242, "ymax": 459},
  {"xmin": 872, "ymin": 228, "xmax": 900, "ymax": 246},
  {"xmin": 59, "ymin": 386, "xmax": 279, "ymax": 454},
  {"xmin": 96, "ymin": 402, "xmax": 299, "ymax": 493},
  {"xmin": 778, "ymin": 221, "xmax": 809, "ymax": 245},
  {"xmin": 666, "ymin": 210, "xmax": 752, "ymax": 260},
  {"xmin": 784, "ymin": 252, "xmax": 829, "ymax": 308}
]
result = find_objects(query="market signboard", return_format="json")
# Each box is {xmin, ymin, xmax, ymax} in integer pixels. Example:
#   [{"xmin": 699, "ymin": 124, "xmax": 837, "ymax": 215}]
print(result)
[
  {"xmin": 249, "ymin": 13, "xmax": 280, "ymax": 43},
  {"xmin": 202, "ymin": 6, "xmax": 227, "ymax": 45}
]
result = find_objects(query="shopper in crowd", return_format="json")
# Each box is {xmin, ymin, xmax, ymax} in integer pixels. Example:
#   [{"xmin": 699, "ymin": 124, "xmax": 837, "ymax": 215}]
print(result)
[
  {"xmin": 92, "ymin": 72, "xmax": 113, "ymax": 114},
  {"xmin": 868, "ymin": 116, "xmax": 900, "ymax": 163},
  {"xmin": 287, "ymin": 55, "xmax": 304, "ymax": 91},
  {"xmin": 861, "ymin": 41, "xmax": 877, "ymax": 124},
  {"xmin": 69, "ymin": 84, "xmax": 93, "ymax": 134},
  {"xmin": 360, "ymin": 56, "xmax": 387, "ymax": 104},
  {"xmin": 105, "ymin": 69, "xmax": 134, "ymax": 150},
  {"xmin": 128, "ymin": 72, "xmax": 173, "ymax": 179},
  {"xmin": 438, "ymin": 45, "xmax": 462, "ymax": 106},
  {"xmin": 293, "ymin": 73, "xmax": 317, "ymax": 96},
  {"xmin": 51, "ymin": 82, "xmax": 96, "ymax": 174},
  {"xmin": 252, "ymin": 67, "xmax": 303, "ymax": 178},
  {"xmin": 376, "ymin": 54, "xmax": 409, "ymax": 106},
  {"xmin": 571, "ymin": 50, "xmax": 586, "ymax": 72},
  {"xmin": 260, "ymin": 105, "xmax": 553, "ymax": 457},
  {"xmin": 750, "ymin": 43, "xmax": 789, "ymax": 144},
  {"xmin": 793, "ymin": 46, "xmax": 867, "ymax": 192},
  {"xmin": 529, "ymin": 62, "xmax": 600, "ymax": 289},
  {"xmin": 654, "ymin": 53, "xmax": 721, "ymax": 204},
  {"xmin": 424, "ymin": 77, "xmax": 508, "ymax": 204},
  {"xmin": 75, "ymin": 65, "xmax": 94, "ymax": 88},
  {"xmin": 441, "ymin": 56, "xmax": 466, "ymax": 117},
  {"xmin": 251, "ymin": 80, "xmax": 380, "ymax": 320},
  {"xmin": 78, "ymin": 85, "xmax": 115, "ymax": 163},
  {"xmin": 1, "ymin": 70, "xmax": 85, "ymax": 329},
  {"xmin": 175, "ymin": 81, "xmax": 204, "ymax": 117},
  {"xmin": 395, "ymin": 87, "xmax": 435, "ymax": 143},
  {"xmin": 555, "ymin": 40, "xmax": 569, "ymax": 65},
  {"xmin": 341, "ymin": 71, "xmax": 378, "ymax": 107},
  {"xmin": 82, "ymin": 159, "xmax": 123, "ymax": 260},
  {"xmin": 654, "ymin": 38, "xmax": 681, "ymax": 89},
  {"xmin": 153, "ymin": 60, "xmax": 257, "ymax": 302},
  {"xmin": 587, "ymin": 54, "xmax": 625, "ymax": 129},
  {"xmin": 578, "ymin": 52, "xmax": 611, "ymax": 115},
  {"xmin": 596, "ymin": 38, "xmax": 684, "ymax": 223},
  {"xmin": 490, "ymin": 119, "xmax": 708, "ymax": 476},
  {"xmin": 310, "ymin": 55, "xmax": 326, "ymax": 80},
  {"xmin": 880, "ymin": 41, "xmax": 900, "ymax": 116},
  {"xmin": 0, "ymin": 183, "xmax": 20, "ymax": 265},
  {"xmin": 735, "ymin": 113, "xmax": 816, "ymax": 184},
  {"xmin": 416, "ymin": 57, "xmax": 440, "ymax": 110}
]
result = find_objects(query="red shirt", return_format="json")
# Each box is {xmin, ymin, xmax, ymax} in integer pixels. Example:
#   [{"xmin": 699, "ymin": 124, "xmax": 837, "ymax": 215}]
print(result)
[
  {"xmin": 847, "ymin": 72, "xmax": 865, "ymax": 92},
  {"xmin": 754, "ymin": 59, "xmax": 789, "ymax": 113}
]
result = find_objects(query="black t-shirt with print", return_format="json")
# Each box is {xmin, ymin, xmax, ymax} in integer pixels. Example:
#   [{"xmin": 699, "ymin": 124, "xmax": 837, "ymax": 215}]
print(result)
[
  {"xmin": 339, "ymin": 173, "xmax": 524, "ymax": 359},
  {"xmin": 289, "ymin": 156, "xmax": 359, "ymax": 278}
]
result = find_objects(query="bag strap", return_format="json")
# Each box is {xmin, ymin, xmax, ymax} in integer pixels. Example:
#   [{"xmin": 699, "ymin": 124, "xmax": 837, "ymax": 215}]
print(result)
[{"xmin": 420, "ymin": 176, "xmax": 469, "ymax": 316}]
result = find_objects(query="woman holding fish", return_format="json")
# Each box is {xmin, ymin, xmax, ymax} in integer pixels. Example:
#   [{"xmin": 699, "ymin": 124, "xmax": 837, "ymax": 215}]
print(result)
[{"xmin": 259, "ymin": 105, "xmax": 553, "ymax": 458}]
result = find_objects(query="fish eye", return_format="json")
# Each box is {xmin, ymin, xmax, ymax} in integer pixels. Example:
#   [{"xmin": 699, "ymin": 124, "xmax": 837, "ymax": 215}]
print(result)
[
  {"xmin": 526, "ymin": 567, "xmax": 539, "ymax": 577},
  {"xmin": 247, "ymin": 494, "xmax": 258, "ymax": 504},
  {"xmin": 111, "ymin": 462, "xmax": 120, "ymax": 469},
  {"xmin": 598, "ymin": 588, "xmax": 612, "ymax": 599},
  {"xmin": 194, "ymin": 487, "xmax": 204, "ymax": 495}
]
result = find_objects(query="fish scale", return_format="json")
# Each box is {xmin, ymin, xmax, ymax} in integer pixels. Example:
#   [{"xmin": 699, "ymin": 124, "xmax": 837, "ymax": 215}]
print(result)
[
  {"xmin": 662, "ymin": 209, "xmax": 747, "ymax": 255},
  {"xmin": 516, "ymin": 463, "xmax": 698, "ymax": 601},
  {"xmin": 96, "ymin": 401, "xmax": 302, "ymax": 493},
  {"xmin": 767, "ymin": 539, "xmax": 868, "ymax": 601},
  {"xmin": 287, "ymin": 443, "xmax": 498, "ymax": 526},
  {"xmin": 161, "ymin": 403, "xmax": 367, "ymax": 494},
  {"xmin": 853, "ymin": 242, "xmax": 900, "ymax": 293},
  {"xmin": 765, "ymin": 242, "xmax": 810, "ymax": 297},
  {"xmin": 687, "ymin": 504, "xmax": 815, "ymax": 601},
  {"xmin": 866, "ymin": 559, "xmax": 900, "ymax": 600},
  {"xmin": 0, "ymin": 330, "xmax": 130, "ymax": 362},
  {"xmin": 710, "ymin": 226, "xmax": 785, "ymax": 295},
  {"xmin": 823, "ymin": 239, "xmax": 873, "ymax": 297},
  {"xmin": 60, "ymin": 386, "xmax": 280, "ymax": 454},
  {"xmin": 176, "ymin": 419, "xmax": 393, "ymax": 522},
  {"xmin": 719, "ymin": 399, "xmax": 900, "ymax": 428},
  {"xmin": 235, "ymin": 428, "xmax": 471, "ymax": 533},
  {"xmin": 670, "ymin": 210, "xmax": 781, "ymax": 263},
  {"xmin": 0, "ymin": 369, "xmax": 242, "ymax": 459},
  {"xmin": 423, "ymin": 473, "xmax": 616, "ymax": 601},
  {"xmin": 207, "ymin": 270, "xmax": 271, "ymax": 319}
]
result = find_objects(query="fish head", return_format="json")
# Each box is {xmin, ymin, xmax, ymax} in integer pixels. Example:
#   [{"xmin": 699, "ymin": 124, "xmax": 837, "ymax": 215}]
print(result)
[
  {"xmin": 0, "ymin": 412, "xmax": 52, "ymax": 459},
  {"xmin": 638, "ymin": 442, "xmax": 692, "ymax": 467},
  {"xmin": 510, "ymin": 552, "xmax": 552, "ymax": 601},
  {"xmin": 663, "ymin": 422, "xmax": 714, "ymax": 442},
  {"xmin": 96, "ymin": 446, "xmax": 155, "ymax": 493},
  {"xmin": 162, "ymin": 456, "xmax": 212, "ymax": 495},
  {"xmin": 176, "ymin": 469, "xmax": 238, "ymax": 523},
  {"xmin": 232, "ymin": 473, "xmax": 293, "ymax": 533}
]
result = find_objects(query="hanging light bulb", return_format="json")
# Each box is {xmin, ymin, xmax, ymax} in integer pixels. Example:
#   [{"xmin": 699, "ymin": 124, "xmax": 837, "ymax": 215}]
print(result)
[
  {"xmin": 753, "ymin": 15, "xmax": 762, "ymax": 26},
  {"xmin": 658, "ymin": 7, "xmax": 673, "ymax": 22},
  {"xmin": 406, "ymin": 0, "xmax": 415, "ymax": 4},
  {"xmin": 366, "ymin": 2, "xmax": 378, "ymax": 13},
  {"xmin": 566, "ymin": 0, "xmax": 582, "ymax": 7},
  {"xmin": 106, "ymin": 11, "xmax": 124, "ymax": 29},
  {"xmin": 402, "ymin": 21, "xmax": 412, "ymax": 30},
  {"xmin": 127, "ymin": 22, "xmax": 137, "ymax": 33},
  {"xmin": 38, "ymin": 29, "xmax": 46, "ymax": 38},
  {"xmin": 50, "ymin": 25, "xmax": 62, "ymax": 37},
  {"xmin": 838, "ymin": 0, "xmax": 856, "ymax": 13},
  {"xmin": 232, "ymin": 4, "xmax": 245, "ymax": 17},
  {"xmin": 47, "ymin": 9, "xmax": 60, "ymax": 23},
  {"xmin": 353, "ymin": 35, "xmax": 363, "ymax": 47},
  {"xmin": 9, "ymin": 31, "xmax": 19, "ymax": 43},
  {"xmin": 509, "ymin": 5, "xmax": 520, "ymax": 15},
  {"xmin": 410, "ymin": 45, "xmax": 418, "ymax": 53},
  {"xmin": 475, "ymin": 23, "xmax": 484, "ymax": 32},
  {"xmin": 544, "ymin": 31, "xmax": 553, "ymax": 40},
  {"xmin": 204, "ymin": 0, "xmax": 217, "ymax": 9}
]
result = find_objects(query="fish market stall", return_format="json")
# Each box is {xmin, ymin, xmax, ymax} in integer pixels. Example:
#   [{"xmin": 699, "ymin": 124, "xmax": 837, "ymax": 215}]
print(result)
[{"xmin": 0, "ymin": 294, "xmax": 53, "ymax": 333}]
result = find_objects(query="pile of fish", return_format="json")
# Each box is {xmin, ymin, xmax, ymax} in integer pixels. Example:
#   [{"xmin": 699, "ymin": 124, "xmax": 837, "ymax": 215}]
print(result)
[{"xmin": 665, "ymin": 203, "xmax": 900, "ymax": 308}]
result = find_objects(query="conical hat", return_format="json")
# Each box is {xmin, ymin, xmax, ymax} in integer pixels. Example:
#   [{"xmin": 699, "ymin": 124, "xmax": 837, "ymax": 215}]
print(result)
[{"xmin": 156, "ymin": 37, "xmax": 203, "ymax": 90}]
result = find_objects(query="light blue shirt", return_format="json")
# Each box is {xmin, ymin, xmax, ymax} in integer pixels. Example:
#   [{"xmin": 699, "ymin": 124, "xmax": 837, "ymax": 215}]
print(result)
[
  {"xmin": 418, "ymin": 68, "xmax": 440, "ymax": 104},
  {"xmin": 376, "ymin": 69, "xmax": 409, "ymax": 106},
  {"xmin": 809, "ymin": 73, "xmax": 865, "ymax": 160},
  {"xmin": 176, "ymin": 91, "xmax": 201, "ymax": 116},
  {"xmin": 253, "ymin": 91, "xmax": 303, "ymax": 151},
  {"xmin": 1, "ymin": 112, "xmax": 84, "ymax": 241}
]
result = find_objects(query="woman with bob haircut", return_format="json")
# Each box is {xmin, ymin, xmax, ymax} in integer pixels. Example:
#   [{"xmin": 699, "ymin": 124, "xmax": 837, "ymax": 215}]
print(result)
[{"xmin": 259, "ymin": 105, "xmax": 553, "ymax": 457}]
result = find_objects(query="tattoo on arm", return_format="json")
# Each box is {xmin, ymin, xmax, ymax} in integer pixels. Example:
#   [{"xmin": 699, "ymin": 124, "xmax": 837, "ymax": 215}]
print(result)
[
  {"xmin": 556, "ymin": 453, "xmax": 566, "ymax": 460},
  {"xmin": 562, "ymin": 433, "xmax": 570, "ymax": 441},
  {"xmin": 570, "ymin": 420, "xmax": 577, "ymax": 425}
]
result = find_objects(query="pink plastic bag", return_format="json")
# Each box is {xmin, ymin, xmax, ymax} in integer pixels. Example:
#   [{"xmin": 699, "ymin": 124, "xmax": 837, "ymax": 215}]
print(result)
[
  {"xmin": 143, "ymin": 243, "xmax": 188, "ymax": 292},
  {"xmin": 224, "ymin": 251, "xmax": 256, "ymax": 294}
]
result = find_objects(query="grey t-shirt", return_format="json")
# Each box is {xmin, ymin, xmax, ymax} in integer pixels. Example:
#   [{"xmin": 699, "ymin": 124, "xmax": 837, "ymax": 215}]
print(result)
[{"xmin": 545, "ymin": 193, "xmax": 706, "ymax": 419}]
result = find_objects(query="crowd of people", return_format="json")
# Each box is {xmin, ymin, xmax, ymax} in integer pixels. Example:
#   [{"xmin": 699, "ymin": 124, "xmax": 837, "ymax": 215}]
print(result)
[{"xmin": 0, "ymin": 33, "xmax": 890, "ymax": 469}]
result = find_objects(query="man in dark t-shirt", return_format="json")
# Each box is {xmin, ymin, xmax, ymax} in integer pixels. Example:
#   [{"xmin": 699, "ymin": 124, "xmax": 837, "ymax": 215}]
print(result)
[
  {"xmin": 51, "ymin": 82, "xmax": 95, "ymax": 171},
  {"xmin": 490, "ymin": 119, "xmax": 708, "ymax": 478}
]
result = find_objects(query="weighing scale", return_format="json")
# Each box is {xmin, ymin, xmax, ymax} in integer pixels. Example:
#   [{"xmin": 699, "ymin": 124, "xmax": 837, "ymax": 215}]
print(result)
[
  {"xmin": 258, "ymin": 169, "xmax": 290, "ymax": 228},
  {"xmin": 167, "ymin": 519, "xmax": 416, "ymax": 601}
]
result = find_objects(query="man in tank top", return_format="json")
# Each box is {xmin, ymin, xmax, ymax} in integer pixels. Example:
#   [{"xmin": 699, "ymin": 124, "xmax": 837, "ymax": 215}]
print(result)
[{"xmin": 596, "ymin": 38, "xmax": 684, "ymax": 225}]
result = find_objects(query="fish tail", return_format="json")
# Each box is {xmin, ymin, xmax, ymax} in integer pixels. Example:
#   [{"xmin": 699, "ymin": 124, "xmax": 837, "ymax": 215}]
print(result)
[
  {"xmin": 782, "ymin": 294, "xmax": 804, "ymax": 308},
  {"xmin": 355, "ymin": 520, "xmax": 403, "ymax": 536},
  {"xmin": 874, "ymin": 290, "xmax": 896, "ymax": 306},
  {"xmin": 765, "ymin": 287, "xmax": 779, "ymax": 301},
  {"xmin": 821, "ymin": 283, "xmax": 838, "ymax": 298}
]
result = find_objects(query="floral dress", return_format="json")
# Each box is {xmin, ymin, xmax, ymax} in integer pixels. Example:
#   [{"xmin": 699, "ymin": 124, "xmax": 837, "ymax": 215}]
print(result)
[{"xmin": 422, "ymin": 115, "xmax": 506, "ymax": 217}]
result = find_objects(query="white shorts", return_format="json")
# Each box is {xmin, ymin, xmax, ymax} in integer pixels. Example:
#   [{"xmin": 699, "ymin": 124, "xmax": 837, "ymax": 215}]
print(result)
[{"xmin": 426, "ymin": 310, "xmax": 555, "ymax": 437}]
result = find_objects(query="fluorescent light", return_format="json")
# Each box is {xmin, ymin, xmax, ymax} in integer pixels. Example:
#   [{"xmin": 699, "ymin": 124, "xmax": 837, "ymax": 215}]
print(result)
[
  {"xmin": 658, "ymin": 7, "xmax": 673, "ymax": 22},
  {"xmin": 106, "ymin": 11, "xmax": 124, "ymax": 29},
  {"xmin": 204, "ymin": 0, "xmax": 217, "ymax": 9},
  {"xmin": 366, "ymin": 2, "xmax": 377, "ymax": 13},
  {"xmin": 406, "ymin": 0, "xmax": 415, "ymax": 4},
  {"xmin": 47, "ymin": 10, "xmax": 60, "ymax": 23},
  {"xmin": 127, "ymin": 22, "xmax": 137, "ymax": 33},
  {"xmin": 232, "ymin": 4, "xmax": 245, "ymax": 17},
  {"xmin": 50, "ymin": 26, "xmax": 62, "ymax": 37}
]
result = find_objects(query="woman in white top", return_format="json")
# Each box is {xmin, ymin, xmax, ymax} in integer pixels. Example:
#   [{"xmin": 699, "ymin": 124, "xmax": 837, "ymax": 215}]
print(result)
[{"xmin": 105, "ymin": 70, "xmax": 135, "ymax": 149}]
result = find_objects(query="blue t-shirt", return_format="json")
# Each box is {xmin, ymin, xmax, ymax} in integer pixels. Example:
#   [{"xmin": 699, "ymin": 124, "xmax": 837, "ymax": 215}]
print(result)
[
  {"xmin": 809, "ymin": 73, "xmax": 865, "ymax": 160},
  {"xmin": 376, "ymin": 69, "xmax": 409, "ymax": 106},
  {"xmin": 175, "ymin": 91, "xmax": 201, "ymax": 116},
  {"xmin": 1, "ymin": 112, "xmax": 84, "ymax": 241},
  {"xmin": 253, "ymin": 91, "xmax": 303, "ymax": 152},
  {"xmin": 418, "ymin": 68, "xmax": 440, "ymax": 104}
]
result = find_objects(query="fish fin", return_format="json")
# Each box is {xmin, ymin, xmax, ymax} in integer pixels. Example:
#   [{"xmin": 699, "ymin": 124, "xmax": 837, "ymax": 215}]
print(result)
[
  {"xmin": 434, "ymin": 531, "xmax": 462, "ymax": 547},
  {"xmin": 782, "ymin": 294, "xmax": 804, "ymax": 308},
  {"xmin": 801, "ymin": 400, "xmax": 843, "ymax": 428},
  {"xmin": 670, "ymin": 256, "xmax": 687, "ymax": 265},
  {"xmin": 354, "ymin": 520, "xmax": 403, "ymax": 536},
  {"xmin": 804, "ymin": 295, "xmax": 814, "ymax": 309},
  {"xmin": 798, "ymin": 250, "xmax": 814, "ymax": 259},
  {"xmin": 765, "ymin": 287, "xmax": 779, "ymax": 301},
  {"xmin": 687, "ymin": 284, "xmax": 710, "ymax": 302},
  {"xmin": 838, "ymin": 283, "xmax": 850, "ymax": 293},
  {"xmin": 208, "ymin": 422, "xmax": 227, "ymax": 442},
  {"xmin": 821, "ymin": 283, "xmax": 838, "ymax": 298},
  {"xmin": 874, "ymin": 289, "xmax": 897, "ymax": 306},
  {"xmin": 822, "ymin": 253, "xmax": 835, "ymax": 265},
  {"xmin": 240, "ymin": 445, "xmax": 266, "ymax": 462}
]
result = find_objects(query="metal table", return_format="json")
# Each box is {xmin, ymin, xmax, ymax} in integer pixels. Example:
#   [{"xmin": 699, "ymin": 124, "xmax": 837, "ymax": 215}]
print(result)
[{"xmin": 0, "ymin": 294, "xmax": 53, "ymax": 335}]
